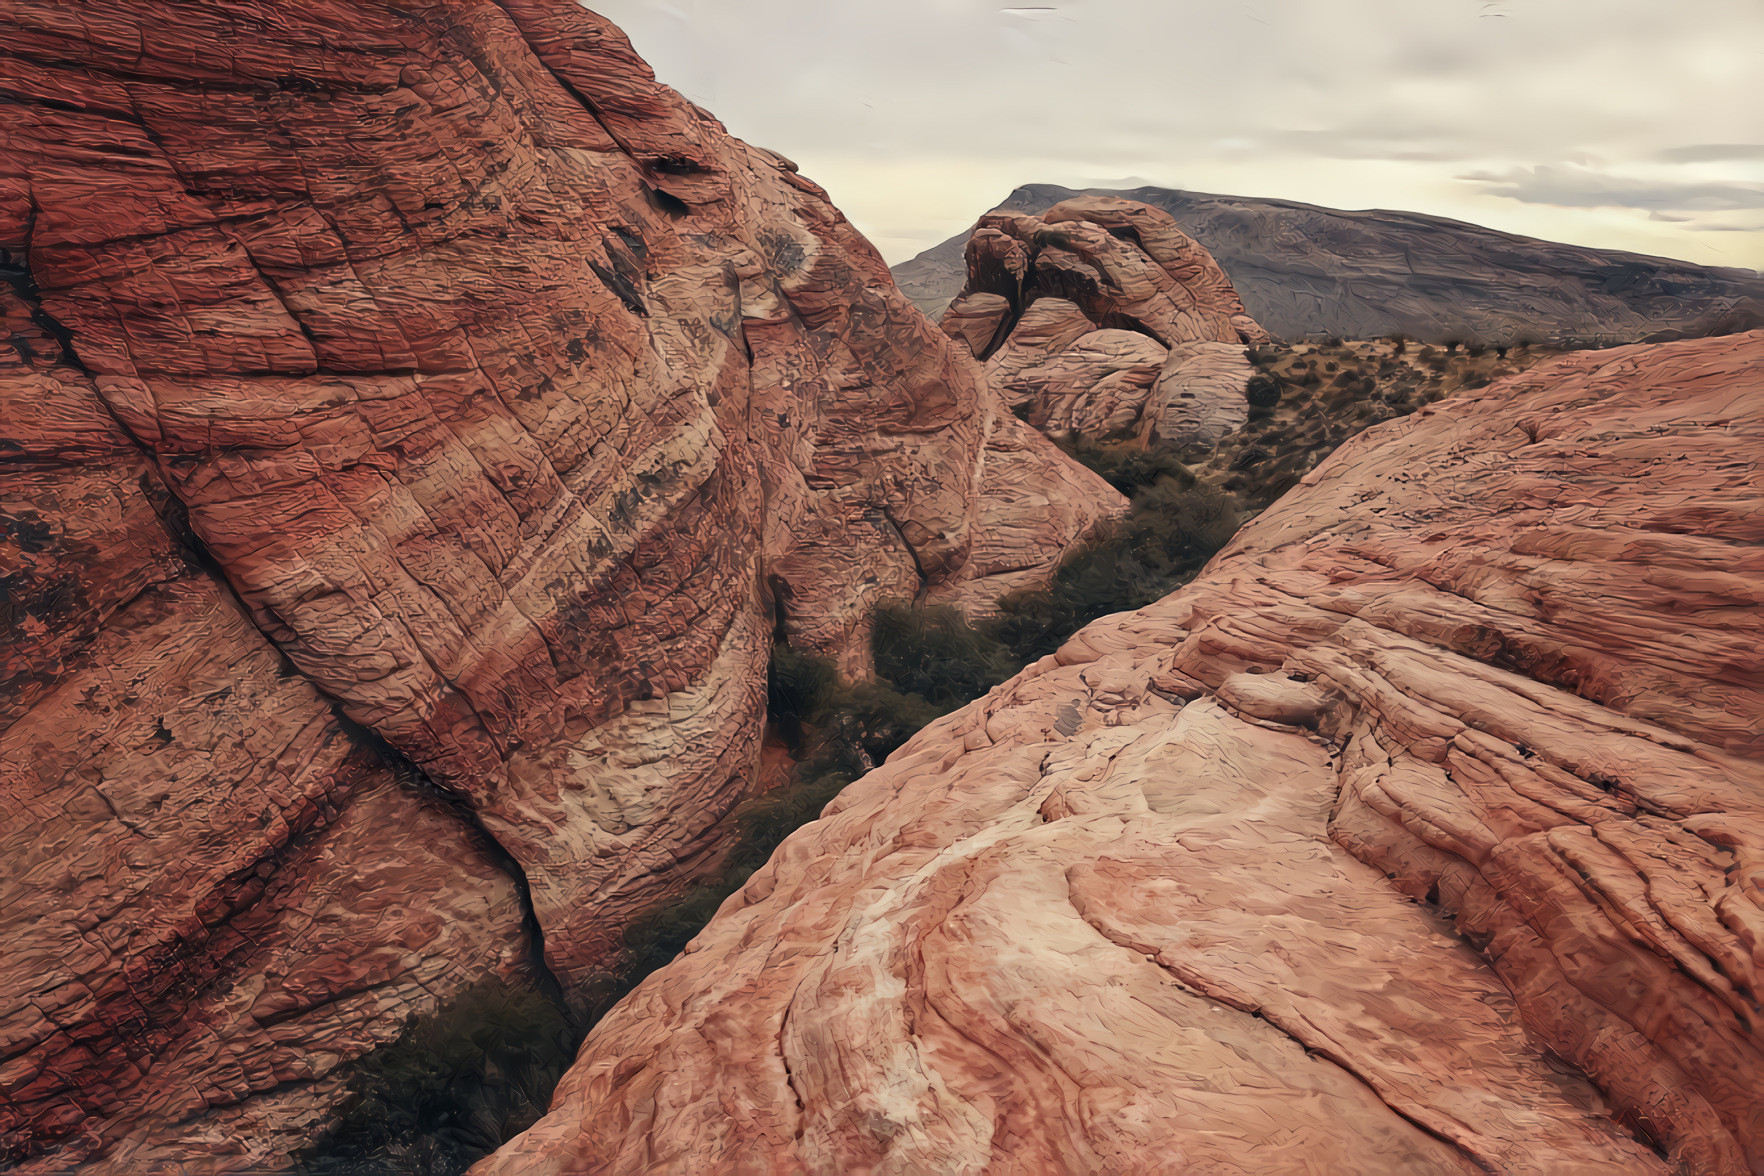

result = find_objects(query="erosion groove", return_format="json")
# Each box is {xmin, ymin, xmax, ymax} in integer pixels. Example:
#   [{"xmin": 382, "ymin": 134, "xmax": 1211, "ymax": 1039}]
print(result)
[{"xmin": 332, "ymin": 715, "xmax": 570, "ymax": 1021}]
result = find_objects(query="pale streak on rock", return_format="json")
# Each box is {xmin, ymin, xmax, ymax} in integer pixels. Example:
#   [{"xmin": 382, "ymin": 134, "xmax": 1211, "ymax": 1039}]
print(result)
[
  {"xmin": 1147, "ymin": 339, "xmax": 1260, "ymax": 446},
  {"xmin": 480, "ymin": 332, "xmax": 1764, "ymax": 1175}
]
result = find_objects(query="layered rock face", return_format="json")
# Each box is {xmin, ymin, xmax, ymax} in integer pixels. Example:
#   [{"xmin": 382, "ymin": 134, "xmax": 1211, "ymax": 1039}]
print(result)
[
  {"xmin": 481, "ymin": 331, "xmax": 1764, "ymax": 1175},
  {"xmin": 895, "ymin": 183, "xmax": 1764, "ymax": 346},
  {"xmin": 942, "ymin": 196, "xmax": 1271, "ymax": 448},
  {"xmin": 0, "ymin": 2, "xmax": 1119, "ymax": 1168}
]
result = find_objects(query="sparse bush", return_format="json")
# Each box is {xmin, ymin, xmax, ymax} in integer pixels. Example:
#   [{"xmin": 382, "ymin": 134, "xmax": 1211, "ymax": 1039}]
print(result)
[
  {"xmin": 990, "ymin": 475, "xmax": 1239, "ymax": 663},
  {"xmin": 871, "ymin": 602, "xmax": 1016, "ymax": 707},
  {"xmin": 294, "ymin": 980, "xmax": 581, "ymax": 1176},
  {"xmin": 1060, "ymin": 436, "xmax": 1192, "ymax": 495},
  {"xmin": 1245, "ymin": 374, "xmax": 1282, "ymax": 409},
  {"xmin": 767, "ymin": 641, "xmax": 839, "ymax": 753}
]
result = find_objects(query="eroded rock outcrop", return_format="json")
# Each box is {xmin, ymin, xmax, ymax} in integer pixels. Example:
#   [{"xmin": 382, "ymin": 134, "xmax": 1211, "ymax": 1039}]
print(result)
[
  {"xmin": 897, "ymin": 182, "xmax": 1764, "ymax": 347},
  {"xmin": 0, "ymin": 2, "xmax": 1120, "ymax": 1168},
  {"xmin": 480, "ymin": 331, "xmax": 1764, "ymax": 1175},
  {"xmin": 945, "ymin": 196, "xmax": 1270, "ymax": 447}
]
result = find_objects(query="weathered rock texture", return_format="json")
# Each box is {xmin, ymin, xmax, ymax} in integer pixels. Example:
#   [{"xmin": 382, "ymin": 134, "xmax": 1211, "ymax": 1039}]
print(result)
[
  {"xmin": 480, "ymin": 331, "xmax": 1764, "ymax": 1175},
  {"xmin": 0, "ymin": 2, "xmax": 1119, "ymax": 1168},
  {"xmin": 896, "ymin": 183, "xmax": 1764, "ymax": 346},
  {"xmin": 943, "ymin": 196, "xmax": 1270, "ymax": 447}
]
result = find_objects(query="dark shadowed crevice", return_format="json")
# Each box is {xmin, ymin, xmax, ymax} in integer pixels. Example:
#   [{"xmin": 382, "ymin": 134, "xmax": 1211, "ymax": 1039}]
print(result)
[
  {"xmin": 876, "ymin": 504, "xmax": 931, "ymax": 596},
  {"xmin": 2, "ymin": 233, "xmax": 93, "ymax": 376},
  {"xmin": 326, "ymin": 712, "xmax": 575, "ymax": 1024},
  {"xmin": 589, "ymin": 258, "xmax": 647, "ymax": 316}
]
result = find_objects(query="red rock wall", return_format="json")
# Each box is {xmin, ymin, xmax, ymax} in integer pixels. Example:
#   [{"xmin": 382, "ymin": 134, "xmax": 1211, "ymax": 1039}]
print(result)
[
  {"xmin": 477, "ymin": 332, "xmax": 1764, "ymax": 1175},
  {"xmin": 0, "ymin": 2, "xmax": 1120, "ymax": 1167}
]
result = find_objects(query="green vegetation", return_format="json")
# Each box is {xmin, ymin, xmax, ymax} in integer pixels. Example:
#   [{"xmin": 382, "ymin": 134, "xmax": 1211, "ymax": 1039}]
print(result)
[
  {"xmin": 1186, "ymin": 335, "xmax": 1551, "ymax": 510},
  {"xmin": 294, "ymin": 980, "xmax": 581, "ymax": 1176},
  {"xmin": 990, "ymin": 471, "xmax": 1239, "ymax": 663}
]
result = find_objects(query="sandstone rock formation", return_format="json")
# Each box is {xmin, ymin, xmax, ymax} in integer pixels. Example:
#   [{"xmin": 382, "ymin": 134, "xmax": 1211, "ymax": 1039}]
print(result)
[
  {"xmin": 942, "ymin": 196, "xmax": 1271, "ymax": 448},
  {"xmin": 479, "ymin": 331, "xmax": 1764, "ymax": 1175},
  {"xmin": 0, "ymin": 2, "xmax": 1120, "ymax": 1168},
  {"xmin": 895, "ymin": 183, "xmax": 1764, "ymax": 346}
]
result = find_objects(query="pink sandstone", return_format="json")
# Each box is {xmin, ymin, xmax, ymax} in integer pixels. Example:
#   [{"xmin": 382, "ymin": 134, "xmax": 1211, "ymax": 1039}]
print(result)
[{"xmin": 479, "ymin": 331, "xmax": 1764, "ymax": 1175}]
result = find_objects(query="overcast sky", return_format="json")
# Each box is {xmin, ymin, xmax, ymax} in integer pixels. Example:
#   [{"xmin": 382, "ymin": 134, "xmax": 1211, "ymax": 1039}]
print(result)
[{"xmin": 588, "ymin": 0, "xmax": 1764, "ymax": 271}]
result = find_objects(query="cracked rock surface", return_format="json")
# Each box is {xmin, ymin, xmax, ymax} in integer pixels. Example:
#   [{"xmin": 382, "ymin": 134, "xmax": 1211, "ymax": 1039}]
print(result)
[
  {"xmin": 0, "ymin": 1, "xmax": 1119, "ymax": 1168},
  {"xmin": 479, "ymin": 331, "xmax": 1764, "ymax": 1175}
]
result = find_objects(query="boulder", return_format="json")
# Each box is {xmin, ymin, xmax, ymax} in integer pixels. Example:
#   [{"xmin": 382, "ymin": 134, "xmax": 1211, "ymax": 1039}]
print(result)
[{"xmin": 949, "ymin": 200, "xmax": 1269, "ymax": 446}]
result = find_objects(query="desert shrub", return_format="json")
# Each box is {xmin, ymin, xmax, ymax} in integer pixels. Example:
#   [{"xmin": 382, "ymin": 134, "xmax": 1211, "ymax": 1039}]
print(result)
[
  {"xmin": 1245, "ymin": 373, "xmax": 1282, "ymax": 409},
  {"xmin": 767, "ymin": 640, "xmax": 840, "ymax": 753},
  {"xmin": 294, "ymin": 980, "xmax": 581, "ymax": 1176},
  {"xmin": 871, "ymin": 602, "xmax": 1016, "ymax": 707},
  {"xmin": 990, "ymin": 475, "xmax": 1239, "ymax": 663},
  {"xmin": 1060, "ymin": 436, "xmax": 1191, "ymax": 495}
]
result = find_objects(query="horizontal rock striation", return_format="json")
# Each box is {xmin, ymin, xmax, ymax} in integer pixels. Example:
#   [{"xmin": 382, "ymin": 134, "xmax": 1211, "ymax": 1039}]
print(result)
[
  {"xmin": 895, "ymin": 183, "xmax": 1764, "ymax": 346},
  {"xmin": 0, "ymin": 1, "xmax": 1120, "ymax": 1168},
  {"xmin": 479, "ymin": 331, "xmax": 1764, "ymax": 1175},
  {"xmin": 942, "ymin": 195, "xmax": 1270, "ymax": 447}
]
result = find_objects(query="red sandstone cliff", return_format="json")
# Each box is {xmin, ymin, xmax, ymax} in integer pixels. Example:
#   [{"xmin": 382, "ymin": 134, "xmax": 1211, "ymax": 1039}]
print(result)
[
  {"xmin": 477, "ymin": 331, "xmax": 1764, "ymax": 1175},
  {"xmin": 0, "ymin": 2, "xmax": 1120, "ymax": 1168}
]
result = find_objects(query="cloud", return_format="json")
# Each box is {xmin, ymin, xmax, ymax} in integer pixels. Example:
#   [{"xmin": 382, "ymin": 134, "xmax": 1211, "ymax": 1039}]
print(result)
[
  {"xmin": 1460, "ymin": 164, "xmax": 1764, "ymax": 214},
  {"xmin": 1656, "ymin": 144, "xmax": 1764, "ymax": 163},
  {"xmin": 1267, "ymin": 129, "xmax": 1466, "ymax": 163},
  {"xmin": 592, "ymin": 0, "xmax": 1764, "ymax": 270}
]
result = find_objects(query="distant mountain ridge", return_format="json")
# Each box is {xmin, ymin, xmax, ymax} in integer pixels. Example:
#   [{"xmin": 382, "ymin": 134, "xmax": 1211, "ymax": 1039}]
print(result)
[{"xmin": 893, "ymin": 183, "xmax": 1764, "ymax": 346}]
